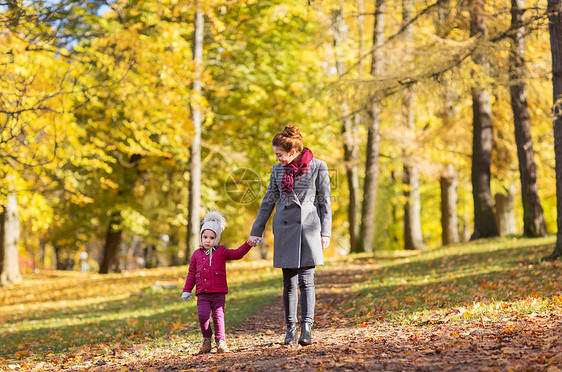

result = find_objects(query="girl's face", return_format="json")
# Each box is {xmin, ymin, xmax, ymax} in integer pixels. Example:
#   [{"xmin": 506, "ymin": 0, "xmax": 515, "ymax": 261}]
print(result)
[
  {"xmin": 201, "ymin": 230, "xmax": 216, "ymax": 249},
  {"xmin": 273, "ymin": 146, "xmax": 299, "ymax": 166}
]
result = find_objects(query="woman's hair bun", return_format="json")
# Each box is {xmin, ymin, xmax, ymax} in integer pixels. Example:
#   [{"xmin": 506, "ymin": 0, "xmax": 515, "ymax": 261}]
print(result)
[
  {"xmin": 273, "ymin": 125, "xmax": 304, "ymax": 152},
  {"xmin": 282, "ymin": 125, "xmax": 302, "ymax": 140}
]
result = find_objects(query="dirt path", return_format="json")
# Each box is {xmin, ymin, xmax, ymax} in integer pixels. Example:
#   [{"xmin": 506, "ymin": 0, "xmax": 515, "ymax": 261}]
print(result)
[{"xmin": 93, "ymin": 263, "xmax": 562, "ymax": 371}]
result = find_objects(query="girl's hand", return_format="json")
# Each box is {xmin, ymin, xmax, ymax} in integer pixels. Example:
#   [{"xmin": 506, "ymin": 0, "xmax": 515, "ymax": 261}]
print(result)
[
  {"xmin": 182, "ymin": 292, "xmax": 192, "ymax": 301},
  {"xmin": 248, "ymin": 239, "xmax": 261, "ymax": 247},
  {"xmin": 248, "ymin": 235, "xmax": 261, "ymax": 247},
  {"xmin": 321, "ymin": 236, "xmax": 330, "ymax": 250}
]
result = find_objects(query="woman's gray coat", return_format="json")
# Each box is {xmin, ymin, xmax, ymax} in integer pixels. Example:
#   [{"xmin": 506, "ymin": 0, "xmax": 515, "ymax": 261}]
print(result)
[{"xmin": 251, "ymin": 158, "xmax": 332, "ymax": 269}]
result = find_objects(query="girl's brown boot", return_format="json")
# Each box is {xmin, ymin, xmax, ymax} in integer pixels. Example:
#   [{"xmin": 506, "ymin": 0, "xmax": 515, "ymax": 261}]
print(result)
[{"xmin": 201, "ymin": 338, "xmax": 212, "ymax": 353}]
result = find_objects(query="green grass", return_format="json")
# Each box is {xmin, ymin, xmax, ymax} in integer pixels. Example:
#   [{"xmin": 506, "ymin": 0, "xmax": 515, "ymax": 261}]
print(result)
[
  {"xmin": 0, "ymin": 260, "xmax": 281, "ymax": 362},
  {"xmin": 1, "ymin": 235, "xmax": 561, "ymax": 365},
  {"xmin": 329, "ymin": 235, "xmax": 561, "ymax": 325}
]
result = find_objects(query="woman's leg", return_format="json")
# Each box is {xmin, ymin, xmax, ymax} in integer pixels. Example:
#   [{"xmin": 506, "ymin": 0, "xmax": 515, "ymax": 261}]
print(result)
[
  {"xmin": 298, "ymin": 266, "xmax": 315, "ymax": 325},
  {"xmin": 298, "ymin": 266, "xmax": 315, "ymax": 346},
  {"xmin": 282, "ymin": 268, "xmax": 299, "ymax": 325},
  {"xmin": 211, "ymin": 293, "xmax": 226, "ymax": 343},
  {"xmin": 197, "ymin": 294, "xmax": 213, "ymax": 339}
]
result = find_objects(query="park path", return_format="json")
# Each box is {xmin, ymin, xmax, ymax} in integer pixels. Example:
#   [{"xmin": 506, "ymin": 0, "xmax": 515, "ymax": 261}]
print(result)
[{"xmin": 103, "ymin": 260, "xmax": 562, "ymax": 371}]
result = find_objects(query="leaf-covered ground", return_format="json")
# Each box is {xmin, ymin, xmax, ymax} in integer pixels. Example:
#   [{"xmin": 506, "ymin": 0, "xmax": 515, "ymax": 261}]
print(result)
[{"xmin": 1, "ymin": 236, "xmax": 561, "ymax": 371}]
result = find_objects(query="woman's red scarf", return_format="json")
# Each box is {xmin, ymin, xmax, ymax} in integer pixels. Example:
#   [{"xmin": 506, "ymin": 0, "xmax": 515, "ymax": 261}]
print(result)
[{"xmin": 281, "ymin": 148, "xmax": 314, "ymax": 194}]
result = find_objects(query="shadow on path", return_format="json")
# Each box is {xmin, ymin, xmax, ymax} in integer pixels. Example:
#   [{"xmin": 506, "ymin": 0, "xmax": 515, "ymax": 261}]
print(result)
[{"xmin": 107, "ymin": 258, "xmax": 562, "ymax": 372}]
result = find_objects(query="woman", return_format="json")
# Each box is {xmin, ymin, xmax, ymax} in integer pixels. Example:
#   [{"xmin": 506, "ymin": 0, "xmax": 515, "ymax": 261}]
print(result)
[{"xmin": 249, "ymin": 125, "xmax": 332, "ymax": 346}]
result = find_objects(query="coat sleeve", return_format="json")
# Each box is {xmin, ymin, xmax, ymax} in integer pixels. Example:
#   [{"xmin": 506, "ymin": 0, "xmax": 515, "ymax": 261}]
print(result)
[
  {"xmin": 251, "ymin": 167, "xmax": 280, "ymax": 236},
  {"xmin": 183, "ymin": 253, "xmax": 197, "ymax": 292},
  {"xmin": 316, "ymin": 160, "xmax": 332, "ymax": 237},
  {"xmin": 223, "ymin": 242, "xmax": 252, "ymax": 261}
]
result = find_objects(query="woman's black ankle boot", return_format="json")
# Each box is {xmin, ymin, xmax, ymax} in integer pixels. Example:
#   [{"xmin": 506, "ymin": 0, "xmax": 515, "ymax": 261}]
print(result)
[
  {"xmin": 298, "ymin": 322, "xmax": 312, "ymax": 346},
  {"xmin": 284, "ymin": 323, "xmax": 298, "ymax": 345}
]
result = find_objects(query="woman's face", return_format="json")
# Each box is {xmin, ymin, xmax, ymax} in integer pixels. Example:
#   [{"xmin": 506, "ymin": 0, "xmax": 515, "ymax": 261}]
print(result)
[{"xmin": 273, "ymin": 146, "xmax": 299, "ymax": 166}]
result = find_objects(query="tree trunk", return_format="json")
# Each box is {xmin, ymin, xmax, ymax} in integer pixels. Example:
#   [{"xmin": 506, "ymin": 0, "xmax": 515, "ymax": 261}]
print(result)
[
  {"xmin": 168, "ymin": 230, "xmax": 180, "ymax": 267},
  {"xmin": 402, "ymin": 0, "xmax": 426, "ymax": 251},
  {"xmin": 548, "ymin": 0, "xmax": 562, "ymax": 260},
  {"xmin": 355, "ymin": 1, "xmax": 366, "ymax": 249},
  {"xmin": 186, "ymin": 2, "xmax": 204, "ymax": 263},
  {"xmin": 435, "ymin": 0, "xmax": 460, "ymax": 247},
  {"xmin": 354, "ymin": 0, "xmax": 365, "ymax": 251},
  {"xmin": 462, "ymin": 212, "xmax": 472, "ymax": 242},
  {"xmin": 0, "ymin": 192, "xmax": 21, "ymax": 285},
  {"xmin": 403, "ymin": 166, "xmax": 426, "ymax": 250},
  {"xmin": 332, "ymin": 6, "xmax": 360, "ymax": 253},
  {"xmin": 125, "ymin": 236, "xmax": 137, "ymax": 270},
  {"xmin": 359, "ymin": 0, "xmax": 385, "ymax": 253},
  {"xmin": 440, "ymin": 165, "xmax": 460, "ymax": 245},
  {"xmin": 495, "ymin": 184, "xmax": 516, "ymax": 236},
  {"xmin": 40, "ymin": 240, "xmax": 46, "ymax": 269},
  {"xmin": 469, "ymin": 0, "xmax": 498, "ymax": 240},
  {"xmin": 144, "ymin": 243, "xmax": 155, "ymax": 269},
  {"xmin": 357, "ymin": 0, "xmax": 365, "ymax": 75},
  {"xmin": 390, "ymin": 171, "xmax": 400, "ymax": 246},
  {"xmin": 471, "ymin": 88, "xmax": 498, "ymax": 239},
  {"xmin": 54, "ymin": 245, "xmax": 74, "ymax": 270},
  {"xmin": 99, "ymin": 211, "xmax": 123, "ymax": 274},
  {"xmin": 345, "ymin": 120, "xmax": 361, "ymax": 253},
  {"xmin": 510, "ymin": 0, "xmax": 548, "ymax": 238},
  {"xmin": 54, "ymin": 244, "xmax": 62, "ymax": 270},
  {"xmin": 98, "ymin": 154, "xmax": 141, "ymax": 273}
]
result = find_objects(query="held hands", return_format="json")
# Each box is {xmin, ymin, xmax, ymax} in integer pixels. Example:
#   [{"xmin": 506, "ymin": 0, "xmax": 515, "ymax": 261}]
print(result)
[
  {"xmin": 248, "ymin": 235, "xmax": 262, "ymax": 247},
  {"xmin": 181, "ymin": 292, "xmax": 192, "ymax": 302},
  {"xmin": 248, "ymin": 235, "xmax": 327, "ymax": 249},
  {"xmin": 321, "ymin": 236, "xmax": 330, "ymax": 251}
]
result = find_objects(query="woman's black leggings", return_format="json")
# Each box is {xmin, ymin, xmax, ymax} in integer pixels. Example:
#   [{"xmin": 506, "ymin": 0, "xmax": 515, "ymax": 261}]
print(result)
[{"xmin": 282, "ymin": 266, "xmax": 315, "ymax": 326}]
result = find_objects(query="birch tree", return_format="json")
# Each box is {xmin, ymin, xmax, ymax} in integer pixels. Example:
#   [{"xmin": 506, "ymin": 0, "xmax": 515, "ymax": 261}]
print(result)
[
  {"xmin": 0, "ymin": 192, "xmax": 21, "ymax": 285},
  {"xmin": 332, "ymin": 6, "xmax": 360, "ymax": 253},
  {"xmin": 186, "ymin": 1, "xmax": 204, "ymax": 261},
  {"xmin": 401, "ymin": 0, "xmax": 426, "ymax": 251}
]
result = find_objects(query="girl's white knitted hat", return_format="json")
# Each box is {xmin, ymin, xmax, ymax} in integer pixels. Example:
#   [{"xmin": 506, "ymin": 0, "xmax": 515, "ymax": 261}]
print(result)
[{"xmin": 200, "ymin": 211, "xmax": 226, "ymax": 245}]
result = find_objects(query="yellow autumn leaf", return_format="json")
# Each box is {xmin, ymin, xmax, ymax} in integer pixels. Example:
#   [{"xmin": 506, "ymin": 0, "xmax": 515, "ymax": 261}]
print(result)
[{"xmin": 171, "ymin": 320, "xmax": 184, "ymax": 331}]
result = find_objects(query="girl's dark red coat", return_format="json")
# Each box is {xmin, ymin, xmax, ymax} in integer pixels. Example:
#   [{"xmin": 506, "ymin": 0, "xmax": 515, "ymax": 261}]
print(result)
[{"xmin": 183, "ymin": 242, "xmax": 251, "ymax": 295}]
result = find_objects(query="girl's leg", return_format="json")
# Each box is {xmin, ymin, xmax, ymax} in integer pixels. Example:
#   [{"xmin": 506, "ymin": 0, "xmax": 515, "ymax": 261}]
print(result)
[
  {"xmin": 298, "ymin": 266, "xmax": 315, "ymax": 325},
  {"xmin": 211, "ymin": 293, "xmax": 226, "ymax": 343},
  {"xmin": 197, "ymin": 294, "xmax": 213, "ymax": 339},
  {"xmin": 282, "ymin": 268, "xmax": 299, "ymax": 325}
]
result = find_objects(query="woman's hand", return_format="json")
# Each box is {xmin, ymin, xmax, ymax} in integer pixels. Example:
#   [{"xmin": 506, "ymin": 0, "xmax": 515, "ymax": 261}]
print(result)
[
  {"xmin": 321, "ymin": 236, "xmax": 330, "ymax": 250},
  {"xmin": 249, "ymin": 235, "xmax": 262, "ymax": 246},
  {"xmin": 247, "ymin": 237, "xmax": 261, "ymax": 247}
]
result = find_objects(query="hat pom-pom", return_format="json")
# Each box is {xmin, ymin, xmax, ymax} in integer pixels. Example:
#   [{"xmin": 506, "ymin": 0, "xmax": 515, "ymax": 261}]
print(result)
[{"xmin": 202, "ymin": 210, "xmax": 226, "ymax": 232}]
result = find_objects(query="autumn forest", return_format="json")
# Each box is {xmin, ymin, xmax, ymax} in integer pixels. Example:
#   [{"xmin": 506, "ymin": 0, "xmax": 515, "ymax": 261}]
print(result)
[
  {"xmin": 1, "ymin": 0, "xmax": 562, "ymax": 370},
  {"xmin": 1, "ymin": 0, "xmax": 561, "ymax": 279}
]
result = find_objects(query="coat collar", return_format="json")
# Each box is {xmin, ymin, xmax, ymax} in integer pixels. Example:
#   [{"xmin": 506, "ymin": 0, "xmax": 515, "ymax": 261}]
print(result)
[
  {"xmin": 274, "ymin": 159, "xmax": 318, "ymax": 204},
  {"xmin": 293, "ymin": 158, "xmax": 317, "ymax": 194}
]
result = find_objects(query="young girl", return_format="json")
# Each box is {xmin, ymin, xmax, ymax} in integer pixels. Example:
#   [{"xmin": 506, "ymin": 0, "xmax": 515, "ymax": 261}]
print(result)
[{"xmin": 182, "ymin": 211, "xmax": 258, "ymax": 353}]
